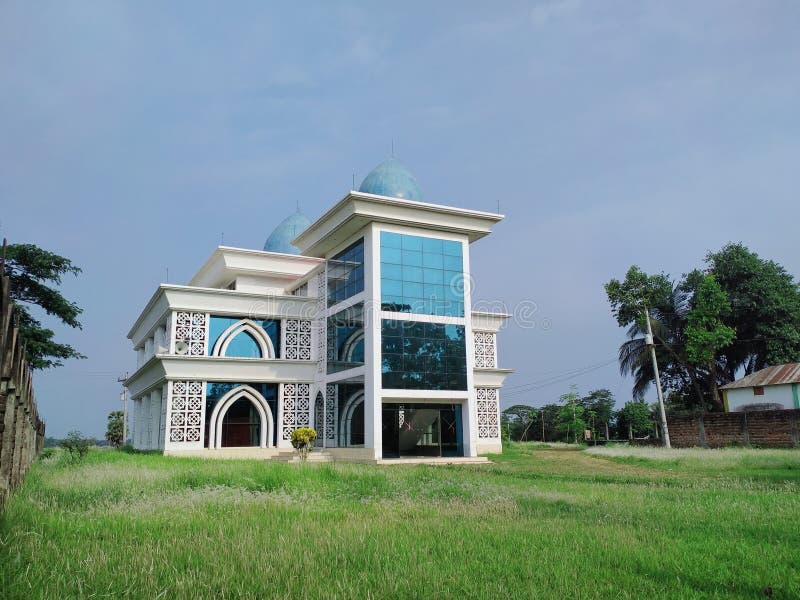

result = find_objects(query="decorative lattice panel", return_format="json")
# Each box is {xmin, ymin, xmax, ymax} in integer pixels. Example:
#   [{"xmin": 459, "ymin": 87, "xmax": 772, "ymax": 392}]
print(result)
[
  {"xmin": 325, "ymin": 384, "xmax": 337, "ymax": 441},
  {"xmin": 317, "ymin": 273, "xmax": 327, "ymax": 374},
  {"xmin": 169, "ymin": 381, "xmax": 203, "ymax": 443},
  {"xmin": 284, "ymin": 319, "xmax": 312, "ymax": 360},
  {"xmin": 477, "ymin": 387, "xmax": 500, "ymax": 439},
  {"xmin": 281, "ymin": 383, "xmax": 311, "ymax": 440},
  {"xmin": 474, "ymin": 331, "xmax": 497, "ymax": 369},
  {"xmin": 175, "ymin": 312, "xmax": 207, "ymax": 356}
]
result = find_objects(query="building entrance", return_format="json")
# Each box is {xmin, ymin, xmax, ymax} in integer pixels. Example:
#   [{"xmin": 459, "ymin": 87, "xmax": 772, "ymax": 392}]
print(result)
[{"xmin": 381, "ymin": 403, "xmax": 463, "ymax": 458}]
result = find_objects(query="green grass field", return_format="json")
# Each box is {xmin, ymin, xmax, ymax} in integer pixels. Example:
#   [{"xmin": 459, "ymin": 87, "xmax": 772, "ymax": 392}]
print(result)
[{"xmin": 2, "ymin": 444, "xmax": 799, "ymax": 599}]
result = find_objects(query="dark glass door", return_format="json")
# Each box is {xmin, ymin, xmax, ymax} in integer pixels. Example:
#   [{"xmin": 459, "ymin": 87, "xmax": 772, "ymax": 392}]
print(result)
[
  {"xmin": 221, "ymin": 399, "xmax": 260, "ymax": 447},
  {"xmin": 381, "ymin": 404, "xmax": 462, "ymax": 458}
]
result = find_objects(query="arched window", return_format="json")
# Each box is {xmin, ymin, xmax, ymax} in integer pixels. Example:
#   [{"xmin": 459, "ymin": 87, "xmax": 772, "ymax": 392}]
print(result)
[
  {"xmin": 224, "ymin": 330, "xmax": 262, "ymax": 358},
  {"xmin": 210, "ymin": 320, "xmax": 276, "ymax": 359}
]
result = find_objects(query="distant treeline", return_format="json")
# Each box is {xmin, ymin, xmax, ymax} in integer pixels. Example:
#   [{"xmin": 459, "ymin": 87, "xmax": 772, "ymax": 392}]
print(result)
[{"xmin": 502, "ymin": 388, "xmax": 657, "ymax": 443}]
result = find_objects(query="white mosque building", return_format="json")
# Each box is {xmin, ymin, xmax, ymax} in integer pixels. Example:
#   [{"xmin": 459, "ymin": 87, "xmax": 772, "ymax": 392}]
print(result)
[{"xmin": 125, "ymin": 159, "xmax": 511, "ymax": 461}]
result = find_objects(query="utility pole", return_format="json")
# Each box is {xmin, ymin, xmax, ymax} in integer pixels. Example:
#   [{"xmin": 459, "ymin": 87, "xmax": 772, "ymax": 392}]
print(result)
[
  {"xmin": 643, "ymin": 307, "xmax": 671, "ymax": 448},
  {"xmin": 117, "ymin": 374, "xmax": 129, "ymax": 445}
]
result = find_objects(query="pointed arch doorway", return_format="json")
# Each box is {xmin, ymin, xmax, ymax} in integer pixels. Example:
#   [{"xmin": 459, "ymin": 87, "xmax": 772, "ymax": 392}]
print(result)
[{"xmin": 207, "ymin": 385, "xmax": 275, "ymax": 448}]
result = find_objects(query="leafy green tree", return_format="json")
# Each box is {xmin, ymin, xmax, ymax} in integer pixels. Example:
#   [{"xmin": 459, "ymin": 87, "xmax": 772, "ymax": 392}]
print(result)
[
  {"xmin": 579, "ymin": 389, "xmax": 615, "ymax": 440},
  {"xmin": 60, "ymin": 430, "xmax": 91, "ymax": 462},
  {"xmin": 3, "ymin": 243, "xmax": 85, "ymax": 369},
  {"xmin": 557, "ymin": 386, "xmax": 586, "ymax": 443},
  {"xmin": 685, "ymin": 275, "xmax": 736, "ymax": 411},
  {"xmin": 501, "ymin": 404, "xmax": 538, "ymax": 441},
  {"xmin": 705, "ymin": 243, "xmax": 800, "ymax": 377},
  {"xmin": 615, "ymin": 401, "xmax": 653, "ymax": 439},
  {"xmin": 105, "ymin": 411, "xmax": 125, "ymax": 447},
  {"xmin": 538, "ymin": 404, "xmax": 562, "ymax": 442}
]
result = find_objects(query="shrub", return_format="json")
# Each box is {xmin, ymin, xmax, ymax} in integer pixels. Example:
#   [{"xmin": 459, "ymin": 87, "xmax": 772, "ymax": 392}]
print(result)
[
  {"xmin": 38, "ymin": 447, "xmax": 56, "ymax": 461},
  {"xmin": 290, "ymin": 427, "xmax": 317, "ymax": 461},
  {"xmin": 60, "ymin": 431, "xmax": 91, "ymax": 462}
]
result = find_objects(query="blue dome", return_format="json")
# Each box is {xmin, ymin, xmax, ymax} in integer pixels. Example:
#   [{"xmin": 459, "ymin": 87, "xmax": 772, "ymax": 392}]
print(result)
[
  {"xmin": 358, "ymin": 158, "xmax": 423, "ymax": 201},
  {"xmin": 263, "ymin": 211, "xmax": 311, "ymax": 254}
]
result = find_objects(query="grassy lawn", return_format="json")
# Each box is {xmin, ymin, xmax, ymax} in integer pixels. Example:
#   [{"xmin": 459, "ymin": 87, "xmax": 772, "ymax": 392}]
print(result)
[{"xmin": 2, "ymin": 444, "xmax": 799, "ymax": 599}]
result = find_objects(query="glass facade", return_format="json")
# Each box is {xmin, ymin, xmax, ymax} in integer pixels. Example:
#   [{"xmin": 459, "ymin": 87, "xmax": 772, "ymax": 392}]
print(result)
[
  {"xmin": 327, "ymin": 239, "xmax": 364, "ymax": 306},
  {"xmin": 381, "ymin": 320, "xmax": 467, "ymax": 390},
  {"xmin": 380, "ymin": 232, "xmax": 464, "ymax": 317},
  {"xmin": 327, "ymin": 303, "xmax": 365, "ymax": 374},
  {"xmin": 208, "ymin": 317, "xmax": 279, "ymax": 358}
]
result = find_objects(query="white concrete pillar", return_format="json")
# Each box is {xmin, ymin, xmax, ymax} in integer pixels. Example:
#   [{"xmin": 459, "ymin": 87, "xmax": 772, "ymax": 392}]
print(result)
[
  {"xmin": 154, "ymin": 327, "xmax": 166, "ymax": 354},
  {"xmin": 159, "ymin": 386, "xmax": 168, "ymax": 450},
  {"xmin": 132, "ymin": 398, "xmax": 142, "ymax": 449},
  {"xmin": 364, "ymin": 224, "xmax": 382, "ymax": 459},
  {"xmin": 461, "ymin": 237, "xmax": 478, "ymax": 458},
  {"xmin": 144, "ymin": 337, "xmax": 154, "ymax": 361},
  {"xmin": 140, "ymin": 395, "xmax": 151, "ymax": 449},
  {"xmin": 149, "ymin": 388, "xmax": 161, "ymax": 449}
]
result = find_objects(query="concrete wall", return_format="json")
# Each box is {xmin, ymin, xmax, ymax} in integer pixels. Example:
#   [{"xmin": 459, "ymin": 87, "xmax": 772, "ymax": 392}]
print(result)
[
  {"xmin": 667, "ymin": 409, "xmax": 800, "ymax": 448},
  {"xmin": 725, "ymin": 384, "xmax": 798, "ymax": 412}
]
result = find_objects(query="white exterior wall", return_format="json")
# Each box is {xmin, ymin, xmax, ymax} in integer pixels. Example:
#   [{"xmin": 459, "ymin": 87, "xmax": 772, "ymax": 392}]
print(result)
[{"xmin": 726, "ymin": 384, "xmax": 798, "ymax": 411}]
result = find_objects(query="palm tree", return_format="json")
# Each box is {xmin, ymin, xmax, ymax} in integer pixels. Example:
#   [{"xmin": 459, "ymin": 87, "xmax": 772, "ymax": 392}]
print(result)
[{"xmin": 617, "ymin": 284, "xmax": 707, "ymax": 407}]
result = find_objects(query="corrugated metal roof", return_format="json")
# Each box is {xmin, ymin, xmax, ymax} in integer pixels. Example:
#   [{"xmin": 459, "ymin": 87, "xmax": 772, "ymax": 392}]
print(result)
[{"xmin": 720, "ymin": 362, "xmax": 800, "ymax": 389}]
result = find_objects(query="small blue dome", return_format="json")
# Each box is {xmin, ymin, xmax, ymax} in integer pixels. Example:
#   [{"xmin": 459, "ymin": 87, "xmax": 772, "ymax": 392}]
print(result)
[
  {"xmin": 263, "ymin": 211, "xmax": 311, "ymax": 254},
  {"xmin": 358, "ymin": 158, "xmax": 423, "ymax": 201}
]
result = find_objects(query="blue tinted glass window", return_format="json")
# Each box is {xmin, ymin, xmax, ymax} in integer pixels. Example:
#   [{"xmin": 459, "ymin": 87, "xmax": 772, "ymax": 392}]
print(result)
[
  {"xmin": 382, "ymin": 247, "xmax": 402, "ymax": 265},
  {"xmin": 404, "ymin": 266, "xmax": 424, "ymax": 282},
  {"xmin": 380, "ymin": 232, "xmax": 465, "ymax": 316},
  {"xmin": 208, "ymin": 316, "xmax": 279, "ymax": 356},
  {"xmin": 328, "ymin": 239, "xmax": 365, "ymax": 306},
  {"xmin": 382, "ymin": 232, "xmax": 402, "ymax": 248},
  {"xmin": 402, "ymin": 235, "xmax": 422, "ymax": 251},
  {"xmin": 443, "ymin": 240, "xmax": 462, "ymax": 257},
  {"xmin": 225, "ymin": 331, "xmax": 261, "ymax": 358},
  {"xmin": 382, "ymin": 263, "xmax": 402, "ymax": 280},
  {"xmin": 443, "ymin": 254, "xmax": 463, "ymax": 271},
  {"xmin": 327, "ymin": 303, "xmax": 365, "ymax": 374},
  {"xmin": 422, "ymin": 252, "xmax": 442, "ymax": 268},
  {"xmin": 422, "ymin": 237, "xmax": 443, "ymax": 253},
  {"xmin": 381, "ymin": 319, "xmax": 467, "ymax": 390}
]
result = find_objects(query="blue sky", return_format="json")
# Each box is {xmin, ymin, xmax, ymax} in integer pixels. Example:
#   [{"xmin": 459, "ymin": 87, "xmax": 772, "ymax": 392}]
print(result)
[{"xmin": 2, "ymin": 1, "xmax": 799, "ymax": 437}]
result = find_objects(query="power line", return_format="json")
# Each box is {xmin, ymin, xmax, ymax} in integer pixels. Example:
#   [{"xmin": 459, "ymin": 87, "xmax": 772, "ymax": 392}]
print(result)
[{"xmin": 502, "ymin": 357, "xmax": 618, "ymax": 399}]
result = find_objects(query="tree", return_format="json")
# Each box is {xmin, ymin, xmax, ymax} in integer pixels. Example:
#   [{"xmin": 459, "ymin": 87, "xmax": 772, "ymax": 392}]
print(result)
[
  {"xmin": 606, "ymin": 266, "xmax": 706, "ymax": 406},
  {"xmin": 106, "ymin": 411, "xmax": 125, "ymax": 447},
  {"xmin": 3, "ymin": 243, "xmax": 85, "ymax": 369},
  {"xmin": 685, "ymin": 275, "xmax": 736, "ymax": 411},
  {"xmin": 60, "ymin": 430, "xmax": 91, "ymax": 462},
  {"xmin": 501, "ymin": 404, "xmax": 538, "ymax": 441},
  {"xmin": 605, "ymin": 244, "xmax": 800, "ymax": 412},
  {"xmin": 705, "ymin": 243, "xmax": 800, "ymax": 378},
  {"xmin": 579, "ymin": 389, "xmax": 615, "ymax": 440},
  {"xmin": 615, "ymin": 401, "xmax": 653, "ymax": 439},
  {"xmin": 557, "ymin": 386, "xmax": 586, "ymax": 444}
]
